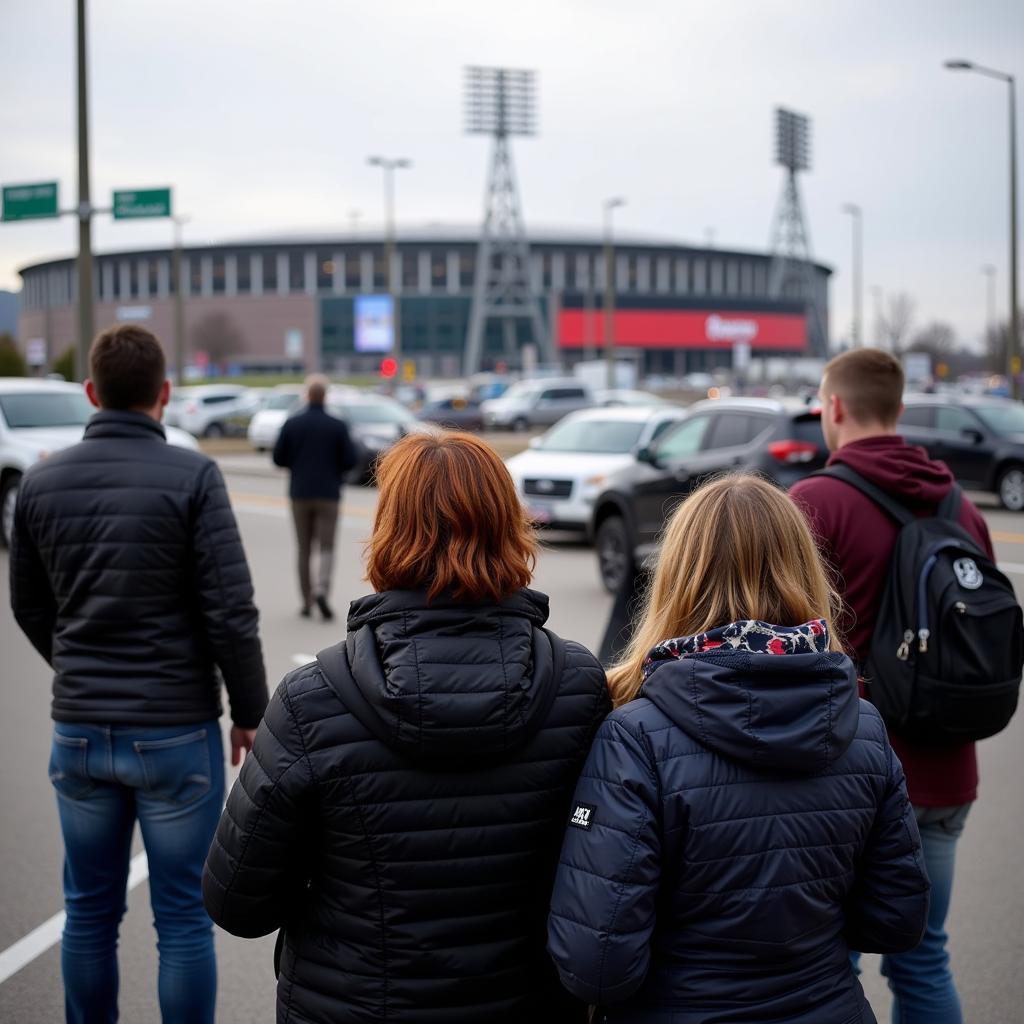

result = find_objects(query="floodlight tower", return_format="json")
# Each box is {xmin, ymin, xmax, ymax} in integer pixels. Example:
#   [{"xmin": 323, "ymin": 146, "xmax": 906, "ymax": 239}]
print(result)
[
  {"xmin": 768, "ymin": 108, "xmax": 827, "ymax": 353},
  {"xmin": 463, "ymin": 66, "xmax": 551, "ymax": 375}
]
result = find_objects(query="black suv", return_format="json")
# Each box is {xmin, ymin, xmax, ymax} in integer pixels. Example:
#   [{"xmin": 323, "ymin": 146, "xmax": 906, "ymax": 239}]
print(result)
[
  {"xmin": 899, "ymin": 394, "xmax": 1024, "ymax": 511},
  {"xmin": 590, "ymin": 398, "xmax": 826, "ymax": 592}
]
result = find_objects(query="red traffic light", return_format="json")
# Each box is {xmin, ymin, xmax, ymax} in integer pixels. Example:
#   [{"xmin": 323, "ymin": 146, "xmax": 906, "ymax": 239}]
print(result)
[{"xmin": 380, "ymin": 357, "xmax": 398, "ymax": 378}]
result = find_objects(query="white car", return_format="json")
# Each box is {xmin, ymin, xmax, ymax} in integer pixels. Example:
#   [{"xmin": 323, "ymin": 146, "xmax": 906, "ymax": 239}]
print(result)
[
  {"xmin": 0, "ymin": 378, "xmax": 199, "ymax": 548},
  {"xmin": 164, "ymin": 384, "xmax": 261, "ymax": 438},
  {"xmin": 505, "ymin": 405, "xmax": 685, "ymax": 530},
  {"xmin": 247, "ymin": 385, "xmax": 306, "ymax": 451},
  {"xmin": 247, "ymin": 385, "xmax": 361, "ymax": 452}
]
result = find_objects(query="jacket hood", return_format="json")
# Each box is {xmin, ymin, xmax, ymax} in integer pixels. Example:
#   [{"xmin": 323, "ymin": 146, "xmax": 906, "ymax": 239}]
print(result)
[
  {"xmin": 642, "ymin": 646, "xmax": 860, "ymax": 774},
  {"xmin": 830, "ymin": 435, "xmax": 954, "ymax": 510},
  {"xmin": 316, "ymin": 588, "xmax": 560, "ymax": 764}
]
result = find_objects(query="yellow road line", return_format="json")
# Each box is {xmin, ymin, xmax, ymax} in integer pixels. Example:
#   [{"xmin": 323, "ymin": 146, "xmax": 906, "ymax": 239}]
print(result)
[
  {"xmin": 228, "ymin": 491, "xmax": 374, "ymax": 518},
  {"xmin": 990, "ymin": 530, "xmax": 1024, "ymax": 545}
]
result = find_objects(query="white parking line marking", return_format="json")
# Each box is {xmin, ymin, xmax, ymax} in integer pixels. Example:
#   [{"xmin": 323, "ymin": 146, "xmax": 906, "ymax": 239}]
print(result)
[
  {"xmin": 292, "ymin": 653, "xmax": 315, "ymax": 667},
  {"xmin": 0, "ymin": 852, "xmax": 149, "ymax": 986}
]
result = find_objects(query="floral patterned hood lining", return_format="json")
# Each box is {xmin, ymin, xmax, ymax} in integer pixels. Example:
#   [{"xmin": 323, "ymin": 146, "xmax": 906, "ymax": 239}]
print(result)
[{"xmin": 642, "ymin": 619, "xmax": 830, "ymax": 682}]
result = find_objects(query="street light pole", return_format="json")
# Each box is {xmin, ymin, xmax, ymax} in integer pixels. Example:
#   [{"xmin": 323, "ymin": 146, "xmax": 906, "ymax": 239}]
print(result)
[
  {"xmin": 367, "ymin": 156, "xmax": 411, "ymax": 379},
  {"xmin": 75, "ymin": 0, "xmax": 94, "ymax": 382},
  {"xmin": 842, "ymin": 203, "xmax": 863, "ymax": 348},
  {"xmin": 603, "ymin": 197, "xmax": 625, "ymax": 389},
  {"xmin": 171, "ymin": 215, "xmax": 189, "ymax": 386},
  {"xmin": 982, "ymin": 264, "xmax": 997, "ymax": 347},
  {"xmin": 945, "ymin": 60, "xmax": 1020, "ymax": 399}
]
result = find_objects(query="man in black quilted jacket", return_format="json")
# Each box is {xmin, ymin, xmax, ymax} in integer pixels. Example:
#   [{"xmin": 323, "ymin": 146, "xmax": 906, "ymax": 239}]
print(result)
[{"xmin": 10, "ymin": 324, "xmax": 268, "ymax": 1024}]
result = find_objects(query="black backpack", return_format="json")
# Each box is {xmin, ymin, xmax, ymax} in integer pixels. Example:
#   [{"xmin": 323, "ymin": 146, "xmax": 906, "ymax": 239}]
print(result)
[{"xmin": 819, "ymin": 463, "xmax": 1022, "ymax": 744}]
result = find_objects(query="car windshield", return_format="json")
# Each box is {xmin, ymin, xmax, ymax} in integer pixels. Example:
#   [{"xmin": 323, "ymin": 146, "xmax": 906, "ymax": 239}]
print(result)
[
  {"xmin": 0, "ymin": 392, "xmax": 95, "ymax": 429},
  {"xmin": 499, "ymin": 381, "xmax": 541, "ymax": 401},
  {"xmin": 973, "ymin": 404, "xmax": 1024, "ymax": 435},
  {"xmin": 264, "ymin": 393, "xmax": 301, "ymax": 411},
  {"xmin": 539, "ymin": 418, "xmax": 645, "ymax": 453},
  {"xmin": 331, "ymin": 402, "xmax": 415, "ymax": 425}
]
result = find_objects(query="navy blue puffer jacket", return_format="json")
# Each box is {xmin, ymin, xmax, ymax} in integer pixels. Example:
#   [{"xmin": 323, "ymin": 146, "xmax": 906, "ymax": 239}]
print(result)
[{"xmin": 548, "ymin": 640, "xmax": 929, "ymax": 1024}]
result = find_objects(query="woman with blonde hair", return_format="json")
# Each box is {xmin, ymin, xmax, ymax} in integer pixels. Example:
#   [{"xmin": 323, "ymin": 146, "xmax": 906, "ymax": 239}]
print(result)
[
  {"xmin": 205, "ymin": 432, "xmax": 610, "ymax": 1023},
  {"xmin": 549, "ymin": 474, "xmax": 929, "ymax": 1024}
]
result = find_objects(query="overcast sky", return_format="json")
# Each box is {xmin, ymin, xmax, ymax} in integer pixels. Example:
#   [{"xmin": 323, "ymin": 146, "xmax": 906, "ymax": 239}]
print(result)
[{"xmin": 1, "ymin": 0, "xmax": 1021, "ymax": 349}]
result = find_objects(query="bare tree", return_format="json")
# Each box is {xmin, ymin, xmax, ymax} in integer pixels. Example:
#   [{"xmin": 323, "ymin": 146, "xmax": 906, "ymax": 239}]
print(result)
[
  {"xmin": 908, "ymin": 321, "xmax": 957, "ymax": 363},
  {"xmin": 985, "ymin": 314, "xmax": 1023, "ymax": 375},
  {"xmin": 877, "ymin": 292, "xmax": 916, "ymax": 357},
  {"xmin": 190, "ymin": 312, "xmax": 246, "ymax": 371}
]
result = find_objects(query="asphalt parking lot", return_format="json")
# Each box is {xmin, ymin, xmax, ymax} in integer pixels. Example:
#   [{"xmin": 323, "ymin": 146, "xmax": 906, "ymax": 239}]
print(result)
[{"xmin": 1, "ymin": 454, "xmax": 1022, "ymax": 1021}]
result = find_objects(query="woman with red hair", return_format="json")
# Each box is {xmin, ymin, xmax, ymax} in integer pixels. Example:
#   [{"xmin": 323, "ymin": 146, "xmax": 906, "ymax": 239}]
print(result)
[{"xmin": 204, "ymin": 431, "xmax": 609, "ymax": 1024}]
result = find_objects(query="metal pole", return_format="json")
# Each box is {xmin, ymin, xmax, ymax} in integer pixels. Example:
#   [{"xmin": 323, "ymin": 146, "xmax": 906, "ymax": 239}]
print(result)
[
  {"xmin": 852, "ymin": 208, "xmax": 862, "ymax": 348},
  {"xmin": 383, "ymin": 164, "xmax": 400, "ymax": 375},
  {"xmin": 603, "ymin": 198, "xmax": 624, "ymax": 390},
  {"xmin": 871, "ymin": 285, "xmax": 884, "ymax": 348},
  {"xmin": 172, "ymin": 216, "xmax": 187, "ymax": 386},
  {"xmin": 1009, "ymin": 76, "xmax": 1019, "ymax": 400},
  {"xmin": 75, "ymin": 0, "xmax": 94, "ymax": 382},
  {"xmin": 982, "ymin": 264, "xmax": 997, "ymax": 347}
]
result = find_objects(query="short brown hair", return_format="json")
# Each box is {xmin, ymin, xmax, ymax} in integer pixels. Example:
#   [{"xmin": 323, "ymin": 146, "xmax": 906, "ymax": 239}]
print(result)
[
  {"xmin": 822, "ymin": 348, "xmax": 904, "ymax": 426},
  {"xmin": 89, "ymin": 324, "xmax": 166, "ymax": 410},
  {"xmin": 366, "ymin": 432, "xmax": 537, "ymax": 603}
]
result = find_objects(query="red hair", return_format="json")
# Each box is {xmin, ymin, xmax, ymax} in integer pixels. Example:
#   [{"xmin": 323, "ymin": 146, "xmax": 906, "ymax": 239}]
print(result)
[{"xmin": 366, "ymin": 431, "xmax": 537, "ymax": 603}]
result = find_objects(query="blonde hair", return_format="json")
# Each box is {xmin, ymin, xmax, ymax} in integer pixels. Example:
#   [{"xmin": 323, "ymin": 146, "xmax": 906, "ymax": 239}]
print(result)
[{"xmin": 607, "ymin": 474, "xmax": 843, "ymax": 707}]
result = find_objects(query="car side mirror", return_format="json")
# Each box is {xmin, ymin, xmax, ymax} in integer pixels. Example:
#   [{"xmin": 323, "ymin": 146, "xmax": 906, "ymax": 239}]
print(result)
[
  {"xmin": 528, "ymin": 436, "xmax": 543, "ymax": 449},
  {"xmin": 637, "ymin": 445, "xmax": 660, "ymax": 466},
  {"xmin": 961, "ymin": 427, "xmax": 984, "ymax": 445}
]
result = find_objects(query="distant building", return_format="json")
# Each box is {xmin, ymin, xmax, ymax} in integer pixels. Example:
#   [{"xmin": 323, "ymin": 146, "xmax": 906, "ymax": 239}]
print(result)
[
  {"xmin": 17, "ymin": 227, "xmax": 830, "ymax": 376},
  {"xmin": 0, "ymin": 290, "xmax": 18, "ymax": 338}
]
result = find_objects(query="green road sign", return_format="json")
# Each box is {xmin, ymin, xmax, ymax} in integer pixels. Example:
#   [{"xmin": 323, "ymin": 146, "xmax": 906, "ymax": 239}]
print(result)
[
  {"xmin": 1, "ymin": 182, "xmax": 59, "ymax": 222},
  {"xmin": 112, "ymin": 188, "xmax": 171, "ymax": 219}
]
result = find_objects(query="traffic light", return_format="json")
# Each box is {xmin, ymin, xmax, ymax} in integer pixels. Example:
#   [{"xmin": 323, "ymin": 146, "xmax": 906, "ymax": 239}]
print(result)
[{"xmin": 380, "ymin": 357, "xmax": 398, "ymax": 378}]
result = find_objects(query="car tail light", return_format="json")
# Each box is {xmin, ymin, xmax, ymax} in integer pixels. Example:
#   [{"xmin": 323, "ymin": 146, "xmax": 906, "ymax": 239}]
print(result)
[{"xmin": 768, "ymin": 440, "xmax": 819, "ymax": 464}]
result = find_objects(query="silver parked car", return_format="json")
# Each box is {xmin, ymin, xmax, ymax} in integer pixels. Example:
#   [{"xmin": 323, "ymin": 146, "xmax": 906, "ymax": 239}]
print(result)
[{"xmin": 480, "ymin": 378, "xmax": 594, "ymax": 431}]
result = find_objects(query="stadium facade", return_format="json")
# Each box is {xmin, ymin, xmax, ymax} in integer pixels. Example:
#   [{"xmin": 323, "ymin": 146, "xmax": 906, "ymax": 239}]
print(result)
[{"xmin": 16, "ymin": 227, "xmax": 830, "ymax": 377}]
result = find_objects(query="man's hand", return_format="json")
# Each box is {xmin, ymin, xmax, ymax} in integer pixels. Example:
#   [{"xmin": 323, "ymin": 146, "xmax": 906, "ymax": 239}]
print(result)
[{"xmin": 230, "ymin": 725, "xmax": 259, "ymax": 767}]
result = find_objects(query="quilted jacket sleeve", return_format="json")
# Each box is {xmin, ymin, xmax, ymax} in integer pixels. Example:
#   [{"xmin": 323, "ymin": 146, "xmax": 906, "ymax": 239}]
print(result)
[
  {"xmin": 203, "ymin": 681, "xmax": 314, "ymax": 937},
  {"xmin": 548, "ymin": 712, "xmax": 661, "ymax": 1005},
  {"xmin": 844, "ymin": 733, "xmax": 930, "ymax": 953},
  {"xmin": 9, "ymin": 488, "xmax": 56, "ymax": 664},
  {"xmin": 191, "ymin": 461, "xmax": 268, "ymax": 728}
]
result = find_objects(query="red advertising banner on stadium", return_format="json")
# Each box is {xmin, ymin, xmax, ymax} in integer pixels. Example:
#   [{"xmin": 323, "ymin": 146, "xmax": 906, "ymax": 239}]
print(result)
[{"xmin": 558, "ymin": 309, "xmax": 808, "ymax": 351}]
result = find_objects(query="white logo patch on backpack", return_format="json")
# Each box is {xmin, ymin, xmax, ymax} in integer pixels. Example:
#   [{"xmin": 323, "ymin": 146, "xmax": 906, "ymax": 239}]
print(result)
[
  {"xmin": 569, "ymin": 803, "xmax": 595, "ymax": 831},
  {"xmin": 954, "ymin": 558, "xmax": 983, "ymax": 590}
]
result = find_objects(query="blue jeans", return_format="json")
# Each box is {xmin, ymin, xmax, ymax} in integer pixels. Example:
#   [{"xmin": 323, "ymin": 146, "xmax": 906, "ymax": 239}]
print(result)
[
  {"xmin": 853, "ymin": 802, "xmax": 971, "ymax": 1024},
  {"xmin": 49, "ymin": 721, "xmax": 225, "ymax": 1024}
]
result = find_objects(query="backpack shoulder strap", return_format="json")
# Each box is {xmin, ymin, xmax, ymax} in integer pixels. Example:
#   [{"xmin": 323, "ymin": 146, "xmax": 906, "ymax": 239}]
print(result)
[
  {"xmin": 814, "ymin": 463, "xmax": 915, "ymax": 527},
  {"xmin": 937, "ymin": 483, "xmax": 963, "ymax": 522}
]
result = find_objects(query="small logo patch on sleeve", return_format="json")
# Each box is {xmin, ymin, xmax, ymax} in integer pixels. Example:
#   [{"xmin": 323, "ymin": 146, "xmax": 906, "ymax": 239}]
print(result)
[{"xmin": 569, "ymin": 802, "xmax": 596, "ymax": 830}]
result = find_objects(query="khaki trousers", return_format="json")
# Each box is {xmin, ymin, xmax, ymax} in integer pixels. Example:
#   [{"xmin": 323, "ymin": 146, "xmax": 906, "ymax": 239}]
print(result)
[{"xmin": 290, "ymin": 499, "xmax": 339, "ymax": 608}]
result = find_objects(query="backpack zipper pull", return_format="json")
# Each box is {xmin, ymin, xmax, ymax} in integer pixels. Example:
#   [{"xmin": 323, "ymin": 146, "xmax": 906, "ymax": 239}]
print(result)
[
  {"xmin": 897, "ymin": 630, "xmax": 914, "ymax": 661},
  {"xmin": 918, "ymin": 628, "xmax": 930, "ymax": 653},
  {"xmin": 955, "ymin": 601, "xmax": 967, "ymax": 614}
]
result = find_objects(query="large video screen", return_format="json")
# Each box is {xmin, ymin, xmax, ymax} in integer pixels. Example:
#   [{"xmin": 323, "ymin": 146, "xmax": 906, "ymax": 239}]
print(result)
[{"xmin": 354, "ymin": 294, "xmax": 394, "ymax": 353}]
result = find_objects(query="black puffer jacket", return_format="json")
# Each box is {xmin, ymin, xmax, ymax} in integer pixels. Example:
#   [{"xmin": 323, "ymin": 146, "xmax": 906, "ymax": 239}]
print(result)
[
  {"xmin": 203, "ymin": 588, "xmax": 610, "ymax": 1023},
  {"xmin": 10, "ymin": 410, "xmax": 267, "ymax": 727}
]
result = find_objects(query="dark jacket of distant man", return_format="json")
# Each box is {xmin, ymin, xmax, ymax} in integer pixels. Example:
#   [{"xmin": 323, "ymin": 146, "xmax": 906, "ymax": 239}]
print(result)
[{"xmin": 272, "ymin": 402, "xmax": 359, "ymax": 500}]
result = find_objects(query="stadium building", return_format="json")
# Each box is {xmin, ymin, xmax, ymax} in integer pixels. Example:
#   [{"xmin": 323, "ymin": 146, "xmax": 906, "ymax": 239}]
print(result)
[{"xmin": 16, "ymin": 227, "xmax": 830, "ymax": 377}]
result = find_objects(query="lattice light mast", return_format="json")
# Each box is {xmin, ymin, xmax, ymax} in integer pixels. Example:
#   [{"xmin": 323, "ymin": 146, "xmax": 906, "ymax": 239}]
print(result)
[
  {"xmin": 463, "ymin": 66, "xmax": 551, "ymax": 375},
  {"xmin": 767, "ymin": 108, "xmax": 827, "ymax": 354}
]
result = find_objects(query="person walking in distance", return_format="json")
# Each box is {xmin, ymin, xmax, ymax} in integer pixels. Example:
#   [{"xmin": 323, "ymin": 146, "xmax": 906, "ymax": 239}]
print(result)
[
  {"xmin": 791, "ymin": 349, "xmax": 996, "ymax": 1024},
  {"xmin": 273, "ymin": 375, "xmax": 358, "ymax": 621},
  {"xmin": 9, "ymin": 324, "xmax": 268, "ymax": 1024}
]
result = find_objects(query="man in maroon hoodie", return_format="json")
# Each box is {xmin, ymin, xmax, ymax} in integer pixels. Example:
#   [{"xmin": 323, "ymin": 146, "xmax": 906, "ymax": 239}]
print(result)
[{"xmin": 791, "ymin": 348, "xmax": 993, "ymax": 1024}]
